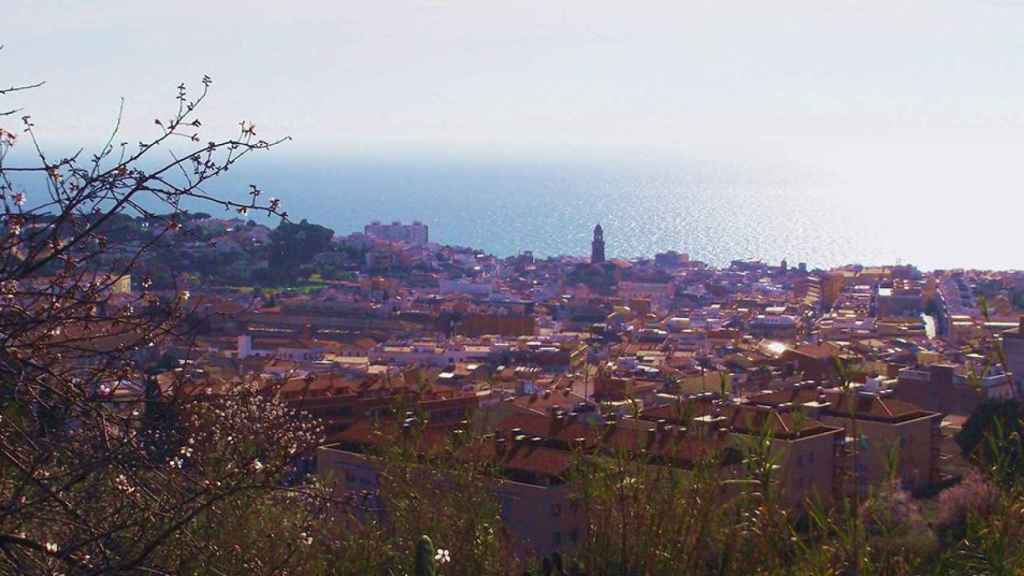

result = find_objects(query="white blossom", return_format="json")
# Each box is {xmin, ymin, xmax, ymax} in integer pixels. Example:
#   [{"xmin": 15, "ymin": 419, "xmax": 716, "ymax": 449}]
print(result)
[
  {"xmin": 1, "ymin": 280, "xmax": 16, "ymax": 299},
  {"xmin": 114, "ymin": 474, "xmax": 136, "ymax": 495}
]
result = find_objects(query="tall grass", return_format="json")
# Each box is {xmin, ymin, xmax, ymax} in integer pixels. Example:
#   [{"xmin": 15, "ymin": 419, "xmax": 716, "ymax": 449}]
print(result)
[{"xmin": 246, "ymin": 411, "xmax": 1024, "ymax": 575}]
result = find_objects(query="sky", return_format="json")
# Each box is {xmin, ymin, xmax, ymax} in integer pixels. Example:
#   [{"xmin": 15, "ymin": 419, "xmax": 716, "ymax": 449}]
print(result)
[{"xmin": 4, "ymin": 1, "xmax": 1024, "ymax": 208}]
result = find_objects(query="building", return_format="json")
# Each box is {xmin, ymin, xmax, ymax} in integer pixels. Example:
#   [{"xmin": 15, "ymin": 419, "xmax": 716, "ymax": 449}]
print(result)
[
  {"xmin": 1003, "ymin": 317, "xmax": 1024, "ymax": 397},
  {"xmin": 457, "ymin": 314, "xmax": 536, "ymax": 337},
  {"xmin": 236, "ymin": 334, "xmax": 326, "ymax": 362},
  {"xmin": 110, "ymin": 273, "xmax": 132, "ymax": 295},
  {"xmin": 317, "ymin": 417, "xmax": 584, "ymax": 560},
  {"xmin": 286, "ymin": 375, "xmax": 479, "ymax": 435},
  {"xmin": 364, "ymin": 220, "xmax": 429, "ymax": 245},
  {"xmin": 822, "ymin": 271, "xmax": 848, "ymax": 309},
  {"xmin": 617, "ymin": 281, "xmax": 674, "ymax": 309},
  {"xmin": 876, "ymin": 281, "xmax": 924, "ymax": 318},
  {"xmin": 641, "ymin": 400, "xmax": 845, "ymax": 508},
  {"xmin": 749, "ymin": 314, "xmax": 799, "ymax": 339},
  {"xmin": 591, "ymin": 224, "xmax": 605, "ymax": 264},
  {"xmin": 781, "ymin": 344, "xmax": 839, "ymax": 382},
  {"xmin": 893, "ymin": 364, "xmax": 982, "ymax": 415},
  {"xmin": 748, "ymin": 385, "xmax": 943, "ymax": 494},
  {"xmin": 654, "ymin": 250, "xmax": 689, "ymax": 268},
  {"xmin": 438, "ymin": 277, "xmax": 494, "ymax": 297}
]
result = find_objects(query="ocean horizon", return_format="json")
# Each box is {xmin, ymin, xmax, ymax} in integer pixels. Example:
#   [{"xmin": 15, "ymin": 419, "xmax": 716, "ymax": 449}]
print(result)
[
  {"xmin": 10, "ymin": 149, "xmax": 1020, "ymax": 272},
  {"xmin": 205, "ymin": 153, "xmax": 1015, "ymax": 273}
]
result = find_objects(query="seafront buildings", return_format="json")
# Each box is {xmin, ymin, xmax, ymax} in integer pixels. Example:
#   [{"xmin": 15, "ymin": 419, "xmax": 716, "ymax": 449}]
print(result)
[
  {"xmin": 364, "ymin": 220, "xmax": 430, "ymax": 245},
  {"xmin": 67, "ymin": 216, "xmax": 1023, "ymax": 559}
]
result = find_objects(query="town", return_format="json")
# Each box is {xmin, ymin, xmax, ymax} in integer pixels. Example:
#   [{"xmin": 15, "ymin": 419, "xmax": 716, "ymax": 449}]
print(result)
[
  {"xmin": 7, "ymin": 2, "xmax": 1024, "ymax": 571},
  {"xmin": 65, "ymin": 213, "xmax": 1024, "ymax": 560}
]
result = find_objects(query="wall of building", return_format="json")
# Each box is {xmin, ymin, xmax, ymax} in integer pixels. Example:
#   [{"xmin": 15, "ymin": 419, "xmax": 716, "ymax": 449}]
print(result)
[
  {"xmin": 458, "ymin": 314, "xmax": 536, "ymax": 337},
  {"xmin": 774, "ymin": 430, "xmax": 841, "ymax": 509},
  {"xmin": 819, "ymin": 413, "xmax": 940, "ymax": 492},
  {"xmin": 495, "ymin": 480, "xmax": 583, "ymax": 558},
  {"xmin": 317, "ymin": 446, "xmax": 583, "ymax": 560},
  {"xmin": 1004, "ymin": 329, "xmax": 1024, "ymax": 395},
  {"xmin": 364, "ymin": 221, "xmax": 429, "ymax": 245}
]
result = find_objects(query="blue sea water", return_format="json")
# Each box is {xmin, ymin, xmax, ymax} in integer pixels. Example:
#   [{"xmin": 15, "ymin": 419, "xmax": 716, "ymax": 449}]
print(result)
[
  {"xmin": 11, "ymin": 148, "xmax": 1010, "ymax": 272},
  {"xmin": 214, "ymin": 153, "xmax": 1018, "ymax": 272}
]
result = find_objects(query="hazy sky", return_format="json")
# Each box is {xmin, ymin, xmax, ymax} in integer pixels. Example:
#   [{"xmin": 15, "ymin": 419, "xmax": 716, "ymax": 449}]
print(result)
[{"xmin": 5, "ymin": 1, "xmax": 1024, "ymax": 207}]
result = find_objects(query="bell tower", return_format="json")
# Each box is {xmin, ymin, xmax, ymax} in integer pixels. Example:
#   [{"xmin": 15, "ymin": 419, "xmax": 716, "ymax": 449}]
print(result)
[{"xmin": 591, "ymin": 224, "xmax": 605, "ymax": 264}]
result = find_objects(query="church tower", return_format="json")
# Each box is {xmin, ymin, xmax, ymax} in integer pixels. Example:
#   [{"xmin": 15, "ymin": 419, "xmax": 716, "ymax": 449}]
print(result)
[{"xmin": 591, "ymin": 224, "xmax": 606, "ymax": 264}]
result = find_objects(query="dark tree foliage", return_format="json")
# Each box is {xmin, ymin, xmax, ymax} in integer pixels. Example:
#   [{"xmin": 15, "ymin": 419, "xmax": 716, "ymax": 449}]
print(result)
[
  {"xmin": 268, "ymin": 218, "xmax": 334, "ymax": 278},
  {"xmin": 957, "ymin": 399, "xmax": 1024, "ymax": 474},
  {"xmin": 141, "ymin": 375, "xmax": 180, "ymax": 461}
]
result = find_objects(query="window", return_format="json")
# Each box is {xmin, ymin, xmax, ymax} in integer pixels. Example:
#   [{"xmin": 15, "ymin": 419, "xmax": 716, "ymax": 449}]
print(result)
[
  {"xmin": 552, "ymin": 532, "xmax": 562, "ymax": 546},
  {"xmin": 570, "ymin": 529, "xmax": 579, "ymax": 544},
  {"xmin": 552, "ymin": 503, "xmax": 562, "ymax": 517}
]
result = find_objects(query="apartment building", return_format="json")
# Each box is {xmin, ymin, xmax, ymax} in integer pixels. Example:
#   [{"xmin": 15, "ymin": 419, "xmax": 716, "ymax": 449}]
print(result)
[
  {"xmin": 748, "ymin": 385, "xmax": 943, "ymax": 493},
  {"xmin": 364, "ymin": 220, "xmax": 429, "ymax": 245},
  {"xmin": 317, "ymin": 417, "xmax": 584, "ymax": 559},
  {"xmin": 641, "ymin": 400, "xmax": 845, "ymax": 508}
]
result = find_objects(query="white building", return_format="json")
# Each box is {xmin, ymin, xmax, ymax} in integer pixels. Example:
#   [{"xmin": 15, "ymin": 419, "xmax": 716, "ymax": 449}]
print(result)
[{"xmin": 364, "ymin": 220, "xmax": 429, "ymax": 245}]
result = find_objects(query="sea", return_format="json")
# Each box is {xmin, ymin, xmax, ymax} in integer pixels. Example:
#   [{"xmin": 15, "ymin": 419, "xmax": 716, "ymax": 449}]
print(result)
[{"xmin": 18, "ymin": 149, "xmax": 1021, "ymax": 272}]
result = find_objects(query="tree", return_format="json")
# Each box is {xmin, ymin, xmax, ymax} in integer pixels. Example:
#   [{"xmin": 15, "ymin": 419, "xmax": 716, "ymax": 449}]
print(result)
[
  {"xmin": 1, "ymin": 58, "xmax": 325, "ymax": 574},
  {"xmin": 957, "ymin": 399, "xmax": 1024, "ymax": 483},
  {"xmin": 268, "ymin": 219, "xmax": 334, "ymax": 280}
]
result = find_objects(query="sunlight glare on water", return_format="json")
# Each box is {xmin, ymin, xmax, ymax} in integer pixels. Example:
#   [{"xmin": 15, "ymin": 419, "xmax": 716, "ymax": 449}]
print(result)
[{"xmin": 228, "ymin": 155, "xmax": 1019, "ymax": 271}]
